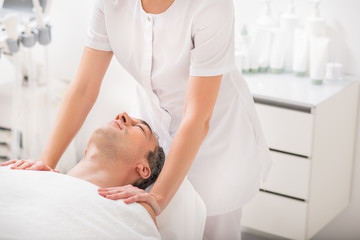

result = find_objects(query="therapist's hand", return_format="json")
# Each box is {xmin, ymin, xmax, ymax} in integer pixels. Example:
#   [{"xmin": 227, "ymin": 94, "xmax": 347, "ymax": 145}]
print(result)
[
  {"xmin": 98, "ymin": 185, "xmax": 161, "ymax": 216},
  {"xmin": 1, "ymin": 159, "xmax": 59, "ymax": 172}
]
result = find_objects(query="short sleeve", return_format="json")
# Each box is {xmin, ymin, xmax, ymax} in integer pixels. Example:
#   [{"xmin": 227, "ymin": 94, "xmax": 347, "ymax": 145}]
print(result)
[
  {"xmin": 190, "ymin": 0, "xmax": 236, "ymax": 77},
  {"xmin": 85, "ymin": 0, "xmax": 112, "ymax": 51}
]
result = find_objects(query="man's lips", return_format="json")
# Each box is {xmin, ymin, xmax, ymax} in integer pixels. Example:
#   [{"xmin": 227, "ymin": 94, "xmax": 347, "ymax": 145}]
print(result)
[{"xmin": 112, "ymin": 120, "xmax": 123, "ymax": 130}]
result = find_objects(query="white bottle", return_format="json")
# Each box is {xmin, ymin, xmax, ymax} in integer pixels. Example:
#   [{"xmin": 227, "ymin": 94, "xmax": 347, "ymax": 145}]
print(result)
[
  {"xmin": 309, "ymin": 36, "xmax": 330, "ymax": 85},
  {"xmin": 269, "ymin": 28, "xmax": 285, "ymax": 73},
  {"xmin": 256, "ymin": 0, "xmax": 276, "ymax": 28},
  {"xmin": 306, "ymin": 0, "xmax": 326, "ymax": 37},
  {"xmin": 240, "ymin": 26, "xmax": 251, "ymax": 73},
  {"xmin": 280, "ymin": 0, "xmax": 298, "ymax": 72},
  {"xmin": 307, "ymin": 0, "xmax": 329, "ymax": 84},
  {"xmin": 293, "ymin": 28, "xmax": 308, "ymax": 77},
  {"xmin": 253, "ymin": 0, "xmax": 276, "ymax": 72}
]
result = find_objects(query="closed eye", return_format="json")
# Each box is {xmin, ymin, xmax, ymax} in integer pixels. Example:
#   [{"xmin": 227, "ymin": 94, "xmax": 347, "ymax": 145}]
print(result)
[
  {"xmin": 133, "ymin": 118, "xmax": 153, "ymax": 139},
  {"xmin": 136, "ymin": 125, "xmax": 146, "ymax": 135}
]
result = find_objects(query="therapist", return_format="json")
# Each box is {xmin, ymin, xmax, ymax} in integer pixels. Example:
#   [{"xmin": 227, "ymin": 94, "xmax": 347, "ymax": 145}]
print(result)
[{"xmin": 37, "ymin": 0, "xmax": 272, "ymax": 239}]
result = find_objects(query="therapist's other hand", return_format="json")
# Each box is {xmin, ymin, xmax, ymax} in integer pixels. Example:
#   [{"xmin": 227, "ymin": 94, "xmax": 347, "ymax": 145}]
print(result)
[
  {"xmin": 98, "ymin": 185, "xmax": 161, "ymax": 216},
  {"xmin": 1, "ymin": 159, "xmax": 59, "ymax": 172}
]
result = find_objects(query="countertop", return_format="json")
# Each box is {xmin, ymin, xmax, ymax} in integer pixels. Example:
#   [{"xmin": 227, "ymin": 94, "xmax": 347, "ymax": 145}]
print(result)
[{"xmin": 244, "ymin": 73, "xmax": 358, "ymax": 109}]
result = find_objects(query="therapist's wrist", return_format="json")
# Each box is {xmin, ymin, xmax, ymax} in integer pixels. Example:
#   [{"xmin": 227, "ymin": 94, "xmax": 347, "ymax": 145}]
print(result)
[
  {"xmin": 39, "ymin": 154, "xmax": 57, "ymax": 169},
  {"xmin": 150, "ymin": 192, "xmax": 165, "ymax": 216}
]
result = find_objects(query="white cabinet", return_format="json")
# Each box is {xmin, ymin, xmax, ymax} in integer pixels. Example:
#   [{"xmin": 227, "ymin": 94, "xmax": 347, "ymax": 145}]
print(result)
[{"xmin": 242, "ymin": 74, "xmax": 360, "ymax": 240}]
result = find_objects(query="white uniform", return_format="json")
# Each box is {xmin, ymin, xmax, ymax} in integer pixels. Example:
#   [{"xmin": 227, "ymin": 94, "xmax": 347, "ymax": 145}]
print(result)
[{"xmin": 85, "ymin": 0, "xmax": 271, "ymax": 219}]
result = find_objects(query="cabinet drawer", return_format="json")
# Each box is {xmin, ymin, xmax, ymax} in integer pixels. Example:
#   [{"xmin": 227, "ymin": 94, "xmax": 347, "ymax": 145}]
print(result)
[
  {"xmin": 242, "ymin": 192, "xmax": 307, "ymax": 240},
  {"xmin": 255, "ymin": 103, "xmax": 314, "ymax": 156},
  {"xmin": 261, "ymin": 151, "xmax": 310, "ymax": 200}
]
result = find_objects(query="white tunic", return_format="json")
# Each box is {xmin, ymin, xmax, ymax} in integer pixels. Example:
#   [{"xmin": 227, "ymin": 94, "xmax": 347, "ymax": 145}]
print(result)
[{"xmin": 85, "ymin": 0, "xmax": 272, "ymax": 216}]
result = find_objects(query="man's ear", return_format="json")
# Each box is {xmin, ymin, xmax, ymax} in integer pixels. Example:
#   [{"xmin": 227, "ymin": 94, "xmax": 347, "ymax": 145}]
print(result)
[
  {"xmin": 84, "ymin": 149, "xmax": 87, "ymax": 156},
  {"xmin": 136, "ymin": 163, "xmax": 151, "ymax": 179}
]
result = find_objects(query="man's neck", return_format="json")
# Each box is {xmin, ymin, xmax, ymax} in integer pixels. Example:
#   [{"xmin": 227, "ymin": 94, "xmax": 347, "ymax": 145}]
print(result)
[{"xmin": 67, "ymin": 150, "xmax": 132, "ymax": 188}]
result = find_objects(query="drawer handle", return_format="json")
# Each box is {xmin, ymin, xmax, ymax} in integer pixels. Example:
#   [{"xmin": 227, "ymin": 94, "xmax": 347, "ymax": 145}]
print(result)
[
  {"xmin": 259, "ymin": 189, "xmax": 306, "ymax": 202},
  {"xmin": 254, "ymin": 98, "xmax": 312, "ymax": 113}
]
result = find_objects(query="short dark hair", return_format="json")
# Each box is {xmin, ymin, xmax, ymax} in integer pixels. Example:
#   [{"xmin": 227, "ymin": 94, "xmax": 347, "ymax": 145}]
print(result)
[{"xmin": 134, "ymin": 144, "xmax": 165, "ymax": 190}]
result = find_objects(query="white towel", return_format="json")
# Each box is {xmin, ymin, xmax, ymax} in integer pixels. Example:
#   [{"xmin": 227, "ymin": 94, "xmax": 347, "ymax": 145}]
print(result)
[{"xmin": 0, "ymin": 166, "xmax": 161, "ymax": 240}]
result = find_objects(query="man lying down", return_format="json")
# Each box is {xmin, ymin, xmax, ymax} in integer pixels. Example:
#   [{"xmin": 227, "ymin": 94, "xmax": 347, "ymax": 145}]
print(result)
[{"xmin": 0, "ymin": 112, "xmax": 165, "ymax": 240}]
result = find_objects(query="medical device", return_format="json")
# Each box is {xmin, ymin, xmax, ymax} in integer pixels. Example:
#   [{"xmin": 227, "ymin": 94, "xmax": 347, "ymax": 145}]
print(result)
[{"xmin": 0, "ymin": 0, "xmax": 52, "ymax": 159}]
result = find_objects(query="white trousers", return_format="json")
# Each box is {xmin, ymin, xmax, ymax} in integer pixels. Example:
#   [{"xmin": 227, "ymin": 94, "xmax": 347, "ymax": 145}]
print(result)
[{"xmin": 203, "ymin": 208, "xmax": 242, "ymax": 240}]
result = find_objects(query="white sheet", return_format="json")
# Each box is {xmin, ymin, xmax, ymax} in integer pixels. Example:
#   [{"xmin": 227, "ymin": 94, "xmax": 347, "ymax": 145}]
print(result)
[{"xmin": 0, "ymin": 166, "xmax": 161, "ymax": 240}]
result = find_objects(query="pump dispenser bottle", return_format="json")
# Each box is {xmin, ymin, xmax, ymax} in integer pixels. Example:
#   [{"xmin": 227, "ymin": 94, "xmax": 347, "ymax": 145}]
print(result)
[
  {"xmin": 252, "ymin": 0, "xmax": 276, "ymax": 72},
  {"xmin": 256, "ymin": 0, "xmax": 276, "ymax": 28},
  {"xmin": 280, "ymin": 0, "xmax": 298, "ymax": 72},
  {"xmin": 307, "ymin": 0, "xmax": 329, "ymax": 84},
  {"xmin": 306, "ymin": 0, "xmax": 326, "ymax": 37}
]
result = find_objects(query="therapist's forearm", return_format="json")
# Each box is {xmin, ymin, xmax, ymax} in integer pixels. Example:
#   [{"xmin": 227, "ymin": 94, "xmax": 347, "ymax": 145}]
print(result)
[
  {"xmin": 150, "ymin": 115, "xmax": 209, "ymax": 211},
  {"xmin": 149, "ymin": 75, "xmax": 221, "ymax": 214},
  {"xmin": 40, "ymin": 86, "xmax": 97, "ymax": 169},
  {"xmin": 40, "ymin": 47, "xmax": 112, "ymax": 169}
]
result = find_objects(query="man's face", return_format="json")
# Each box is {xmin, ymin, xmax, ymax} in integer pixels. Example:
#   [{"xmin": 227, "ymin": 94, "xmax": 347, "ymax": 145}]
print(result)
[{"xmin": 90, "ymin": 112, "xmax": 157, "ymax": 163}]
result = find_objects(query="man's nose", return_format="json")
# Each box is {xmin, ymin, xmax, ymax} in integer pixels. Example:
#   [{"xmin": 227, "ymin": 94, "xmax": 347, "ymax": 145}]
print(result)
[{"xmin": 116, "ymin": 112, "xmax": 131, "ymax": 126}]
